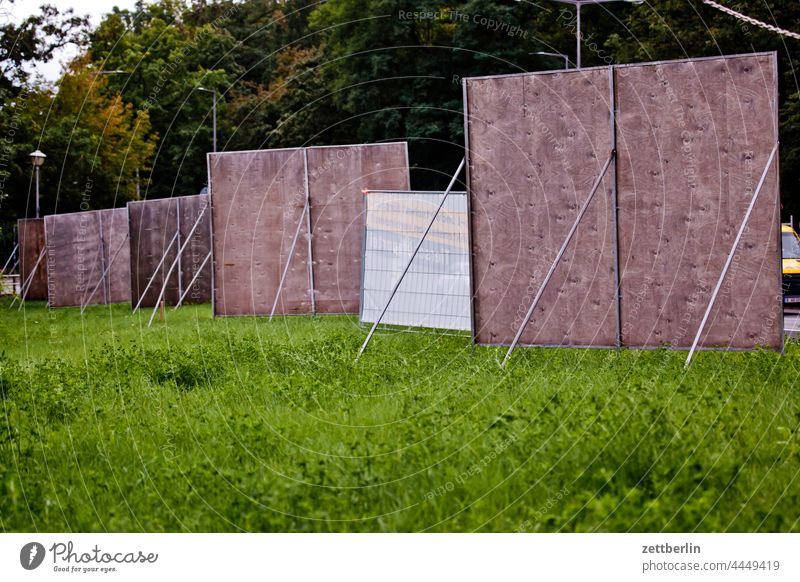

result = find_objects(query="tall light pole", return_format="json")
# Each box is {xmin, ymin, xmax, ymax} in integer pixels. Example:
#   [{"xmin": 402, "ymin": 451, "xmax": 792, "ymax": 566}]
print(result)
[
  {"xmin": 29, "ymin": 150, "xmax": 46, "ymax": 218},
  {"xmin": 195, "ymin": 87, "xmax": 217, "ymax": 153},
  {"xmin": 531, "ymin": 51, "xmax": 570, "ymax": 69},
  {"xmin": 550, "ymin": 0, "xmax": 642, "ymax": 69}
]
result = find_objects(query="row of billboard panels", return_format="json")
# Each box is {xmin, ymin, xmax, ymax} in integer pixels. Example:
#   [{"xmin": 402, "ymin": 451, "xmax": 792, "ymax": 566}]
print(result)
[
  {"xmin": 359, "ymin": 52, "xmax": 783, "ymax": 353},
  {"xmin": 17, "ymin": 194, "xmax": 212, "ymax": 309},
  {"xmin": 16, "ymin": 142, "xmax": 411, "ymax": 314},
  {"xmin": 13, "ymin": 52, "xmax": 784, "ymax": 353}
]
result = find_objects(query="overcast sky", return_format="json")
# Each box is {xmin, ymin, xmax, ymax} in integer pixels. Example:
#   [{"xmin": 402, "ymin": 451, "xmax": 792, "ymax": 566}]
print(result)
[{"xmin": 4, "ymin": 0, "xmax": 140, "ymax": 81}]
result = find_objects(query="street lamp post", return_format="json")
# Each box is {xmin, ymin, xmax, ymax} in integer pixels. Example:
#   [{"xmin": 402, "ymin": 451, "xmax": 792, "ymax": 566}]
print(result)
[
  {"xmin": 531, "ymin": 51, "xmax": 570, "ymax": 69},
  {"xmin": 550, "ymin": 0, "xmax": 642, "ymax": 69},
  {"xmin": 29, "ymin": 150, "xmax": 46, "ymax": 219},
  {"xmin": 195, "ymin": 87, "xmax": 217, "ymax": 153}
]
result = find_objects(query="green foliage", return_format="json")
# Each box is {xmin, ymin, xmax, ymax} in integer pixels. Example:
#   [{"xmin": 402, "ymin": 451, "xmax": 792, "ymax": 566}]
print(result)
[{"xmin": 0, "ymin": 300, "xmax": 798, "ymax": 532}]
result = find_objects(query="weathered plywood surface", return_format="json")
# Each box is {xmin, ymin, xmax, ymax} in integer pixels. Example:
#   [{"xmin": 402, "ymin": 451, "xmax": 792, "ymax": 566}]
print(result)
[
  {"xmin": 128, "ymin": 194, "xmax": 212, "ymax": 308},
  {"xmin": 45, "ymin": 211, "xmax": 103, "ymax": 307},
  {"xmin": 178, "ymin": 194, "xmax": 212, "ymax": 305},
  {"xmin": 128, "ymin": 198, "xmax": 180, "ymax": 307},
  {"xmin": 45, "ymin": 209, "xmax": 130, "ymax": 307},
  {"xmin": 17, "ymin": 218, "xmax": 48, "ymax": 300},
  {"xmin": 615, "ymin": 54, "xmax": 781, "ymax": 349},
  {"xmin": 465, "ymin": 69, "xmax": 618, "ymax": 346},
  {"xmin": 209, "ymin": 148, "xmax": 310, "ymax": 316},
  {"xmin": 100, "ymin": 208, "xmax": 132, "ymax": 305},
  {"xmin": 307, "ymin": 143, "xmax": 410, "ymax": 314}
]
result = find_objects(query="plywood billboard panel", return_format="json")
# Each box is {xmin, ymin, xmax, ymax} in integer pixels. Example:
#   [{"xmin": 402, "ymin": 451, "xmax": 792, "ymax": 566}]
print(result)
[
  {"xmin": 128, "ymin": 194, "xmax": 211, "ymax": 308},
  {"xmin": 307, "ymin": 143, "xmax": 410, "ymax": 314},
  {"xmin": 17, "ymin": 218, "xmax": 48, "ymax": 300},
  {"xmin": 128, "ymin": 198, "xmax": 180, "ymax": 307},
  {"xmin": 209, "ymin": 143, "xmax": 409, "ymax": 317},
  {"xmin": 100, "ymin": 208, "xmax": 132, "ymax": 305},
  {"xmin": 209, "ymin": 148, "xmax": 310, "ymax": 316},
  {"xmin": 45, "ymin": 208, "xmax": 131, "ymax": 308},
  {"xmin": 464, "ymin": 53, "xmax": 781, "ymax": 352},
  {"xmin": 464, "ymin": 68, "xmax": 618, "ymax": 347},
  {"xmin": 615, "ymin": 54, "xmax": 781, "ymax": 349},
  {"xmin": 178, "ymin": 194, "xmax": 212, "ymax": 305}
]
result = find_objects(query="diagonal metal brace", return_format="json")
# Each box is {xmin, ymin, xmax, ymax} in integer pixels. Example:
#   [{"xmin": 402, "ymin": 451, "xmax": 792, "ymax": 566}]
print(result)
[
  {"xmin": 502, "ymin": 150, "xmax": 615, "ymax": 367},
  {"xmin": 684, "ymin": 143, "xmax": 778, "ymax": 368},
  {"xmin": 357, "ymin": 157, "xmax": 466, "ymax": 360}
]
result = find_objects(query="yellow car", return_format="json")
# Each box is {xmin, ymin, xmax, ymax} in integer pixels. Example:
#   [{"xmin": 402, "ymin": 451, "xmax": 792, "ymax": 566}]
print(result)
[{"xmin": 782, "ymin": 224, "xmax": 800, "ymax": 305}]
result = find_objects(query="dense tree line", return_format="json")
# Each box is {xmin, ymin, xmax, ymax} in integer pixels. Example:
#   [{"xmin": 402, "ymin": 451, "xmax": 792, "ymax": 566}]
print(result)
[{"xmin": 2, "ymin": 0, "xmax": 800, "ymax": 257}]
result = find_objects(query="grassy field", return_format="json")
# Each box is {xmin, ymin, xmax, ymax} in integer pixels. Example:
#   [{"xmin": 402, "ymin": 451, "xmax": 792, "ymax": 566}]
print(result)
[{"xmin": 1, "ymin": 299, "xmax": 799, "ymax": 532}]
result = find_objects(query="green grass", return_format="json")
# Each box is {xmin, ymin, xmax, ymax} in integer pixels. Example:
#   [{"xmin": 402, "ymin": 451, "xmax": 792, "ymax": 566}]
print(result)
[{"xmin": 1, "ymin": 299, "xmax": 799, "ymax": 532}]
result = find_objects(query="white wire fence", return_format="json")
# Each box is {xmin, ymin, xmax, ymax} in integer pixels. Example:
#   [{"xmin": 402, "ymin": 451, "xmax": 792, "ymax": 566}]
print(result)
[{"xmin": 360, "ymin": 190, "xmax": 471, "ymax": 332}]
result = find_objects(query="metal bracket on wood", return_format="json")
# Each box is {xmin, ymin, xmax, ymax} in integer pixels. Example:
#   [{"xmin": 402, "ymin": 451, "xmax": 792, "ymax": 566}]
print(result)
[
  {"xmin": 502, "ymin": 150, "xmax": 615, "ymax": 367},
  {"xmin": 146, "ymin": 203, "xmax": 210, "ymax": 327},
  {"xmin": 356, "ymin": 157, "xmax": 466, "ymax": 360},
  {"xmin": 80, "ymin": 233, "xmax": 131, "ymax": 313},
  {"xmin": 684, "ymin": 143, "xmax": 778, "ymax": 368}
]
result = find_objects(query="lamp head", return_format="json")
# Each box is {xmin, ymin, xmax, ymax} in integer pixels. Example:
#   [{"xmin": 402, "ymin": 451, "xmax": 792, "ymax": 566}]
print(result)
[{"xmin": 29, "ymin": 150, "xmax": 46, "ymax": 167}]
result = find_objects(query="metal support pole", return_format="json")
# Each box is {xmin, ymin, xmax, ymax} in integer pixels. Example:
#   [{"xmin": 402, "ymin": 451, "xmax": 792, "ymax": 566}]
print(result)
[
  {"xmin": 269, "ymin": 200, "xmax": 310, "ymax": 320},
  {"xmin": 684, "ymin": 143, "xmax": 778, "ymax": 368},
  {"xmin": 357, "ymin": 158, "xmax": 466, "ymax": 359},
  {"xmin": 173, "ymin": 251, "xmax": 211, "ymax": 309},
  {"xmin": 609, "ymin": 67, "xmax": 622, "ymax": 348},
  {"xmin": 146, "ymin": 204, "xmax": 209, "ymax": 326},
  {"xmin": 212, "ymin": 91, "xmax": 217, "ymax": 153},
  {"xmin": 35, "ymin": 165, "xmax": 41, "ymax": 219},
  {"xmin": 17, "ymin": 247, "xmax": 46, "ymax": 310},
  {"xmin": 80, "ymin": 234, "xmax": 130, "ymax": 313},
  {"xmin": 304, "ymin": 149, "xmax": 316, "ymax": 315},
  {"xmin": 576, "ymin": 4, "xmax": 582, "ymax": 69},
  {"xmin": 132, "ymin": 229, "xmax": 180, "ymax": 313},
  {"xmin": 502, "ymin": 151, "xmax": 614, "ymax": 367}
]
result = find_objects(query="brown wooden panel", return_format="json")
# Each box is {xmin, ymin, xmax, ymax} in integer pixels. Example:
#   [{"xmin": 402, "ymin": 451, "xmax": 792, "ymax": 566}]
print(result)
[
  {"xmin": 307, "ymin": 143, "xmax": 410, "ymax": 314},
  {"xmin": 465, "ymin": 69, "xmax": 617, "ymax": 346},
  {"xmin": 17, "ymin": 218, "xmax": 48, "ymax": 300},
  {"xmin": 45, "ymin": 211, "xmax": 103, "ymax": 308},
  {"xmin": 615, "ymin": 54, "xmax": 781, "ymax": 349},
  {"xmin": 128, "ymin": 198, "xmax": 180, "ymax": 307},
  {"xmin": 209, "ymin": 149, "xmax": 310, "ymax": 316},
  {"xmin": 99, "ymin": 208, "xmax": 132, "ymax": 305},
  {"xmin": 178, "ymin": 194, "xmax": 212, "ymax": 304}
]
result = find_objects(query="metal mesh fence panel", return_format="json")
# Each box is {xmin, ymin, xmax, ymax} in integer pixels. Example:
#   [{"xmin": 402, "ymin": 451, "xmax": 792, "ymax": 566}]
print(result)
[{"xmin": 361, "ymin": 191, "xmax": 470, "ymax": 331}]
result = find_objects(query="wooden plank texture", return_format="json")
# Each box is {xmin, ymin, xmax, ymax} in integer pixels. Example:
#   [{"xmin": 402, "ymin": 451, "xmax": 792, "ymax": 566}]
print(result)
[
  {"xmin": 210, "ymin": 144, "xmax": 409, "ymax": 317},
  {"xmin": 615, "ymin": 54, "xmax": 781, "ymax": 349},
  {"xmin": 465, "ymin": 68, "xmax": 618, "ymax": 346},
  {"xmin": 128, "ymin": 194, "xmax": 211, "ymax": 307},
  {"xmin": 128, "ymin": 197, "xmax": 180, "ymax": 307},
  {"xmin": 178, "ymin": 194, "xmax": 212, "ymax": 304},
  {"xmin": 45, "ymin": 209, "xmax": 130, "ymax": 308},
  {"xmin": 209, "ymin": 148, "xmax": 310, "ymax": 316},
  {"xmin": 307, "ymin": 143, "xmax": 410, "ymax": 314},
  {"xmin": 17, "ymin": 218, "xmax": 48, "ymax": 300},
  {"xmin": 99, "ymin": 208, "xmax": 132, "ymax": 305}
]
